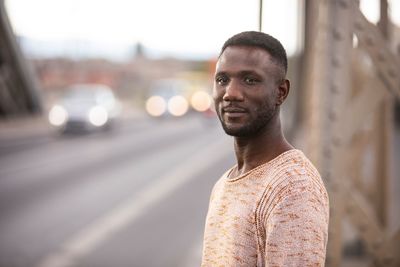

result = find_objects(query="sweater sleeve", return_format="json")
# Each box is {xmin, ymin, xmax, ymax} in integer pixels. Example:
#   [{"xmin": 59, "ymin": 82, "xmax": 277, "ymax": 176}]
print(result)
[{"xmin": 264, "ymin": 179, "xmax": 329, "ymax": 267}]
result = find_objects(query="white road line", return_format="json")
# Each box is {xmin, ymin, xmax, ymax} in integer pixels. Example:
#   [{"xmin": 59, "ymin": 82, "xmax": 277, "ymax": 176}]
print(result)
[
  {"xmin": 181, "ymin": 235, "xmax": 204, "ymax": 267},
  {"xmin": 36, "ymin": 136, "xmax": 231, "ymax": 267}
]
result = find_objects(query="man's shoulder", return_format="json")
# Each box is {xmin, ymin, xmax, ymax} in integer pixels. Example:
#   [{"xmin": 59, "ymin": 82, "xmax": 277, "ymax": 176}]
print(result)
[
  {"xmin": 256, "ymin": 149, "xmax": 328, "ymax": 205},
  {"xmin": 261, "ymin": 149, "xmax": 322, "ymax": 183},
  {"xmin": 255, "ymin": 150, "xmax": 329, "ymax": 226}
]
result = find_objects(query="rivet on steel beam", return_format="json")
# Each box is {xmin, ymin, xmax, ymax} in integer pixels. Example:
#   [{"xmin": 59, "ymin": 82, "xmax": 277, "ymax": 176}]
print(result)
[
  {"xmin": 377, "ymin": 52, "xmax": 385, "ymax": 62},
  {"xmin": 359, "ymin": 224, "xmax": 367, "ymax": 232},
  {"xmin": 366, "ymin": 36, "xmax": 374, "ymax": 46},
  {"xmin": 323, "ymin": 147, "xmax": 332, "ymax": 158},
  {"xmin": 328, "ymin": 110, "xmax": 337, "ymax": 121},
  {"xmin": 388, "ymin": 69, "xmax": 396, "ymax": 78},
  {"xmin": 347, "ymin": 207, "xmax": 354, "ymax": 214},
  {"xmin": 332, "ymin": 57, "xmax": 340, "ymax": 68},
  {"xmin": 372, "ymin": 241, "xmax": 382, "ymax": 250},
  {"xmin": 333, "ymin": 29, "xmax": 342, "ymax": 40},
  {"xmin": 339, "ymin": 0, "xmax": 348, "ymax": 8},
  {"xmin": 332, "ymin": 136, "xmax": 342, "ymax": 147},
  {"xmin": 331, "ymin": 84, "xmax": 339, "ymax": 94}
]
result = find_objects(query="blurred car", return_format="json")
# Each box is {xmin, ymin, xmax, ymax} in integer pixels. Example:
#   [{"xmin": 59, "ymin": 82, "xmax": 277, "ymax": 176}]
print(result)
[
  {"xmin": 48, "ymin": 84, "xmax": 121, "ymax": 133},
  {"xmin": 145, "ymin": 79, "xmax": 190, "ymax": 118},
  {"xmin": 145, "ymin": 78, "xmax": 218, "ymax": 119}
]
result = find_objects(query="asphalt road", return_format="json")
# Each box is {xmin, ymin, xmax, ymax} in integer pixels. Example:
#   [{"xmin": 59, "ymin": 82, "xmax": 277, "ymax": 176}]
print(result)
[
  {"xmin": 1, "ymin": 114, "xmax": 399, "ymax": 267},
  {"xmin": 0, "ymin": 114, "xmax": 235, "ymax": 267}
]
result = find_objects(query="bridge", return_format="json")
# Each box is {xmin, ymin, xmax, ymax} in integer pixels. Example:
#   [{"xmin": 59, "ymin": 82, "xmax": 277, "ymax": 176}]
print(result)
[
  {"xmin": 0, "ymin": 0, "xmax": 399, "ymax": 266},
  {"xmin": 0, "ymin": 0, "xmax": 41, "ymax": 117}
]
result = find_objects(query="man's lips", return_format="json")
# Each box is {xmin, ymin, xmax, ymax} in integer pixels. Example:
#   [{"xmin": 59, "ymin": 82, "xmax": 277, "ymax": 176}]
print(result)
[
  {"xmin": 221, "ymin": 106, "xmax": 248, "ymax": 119},
  {"xmin": 221, "ymin": 107, "xmax": 247, "ymax": 113}
]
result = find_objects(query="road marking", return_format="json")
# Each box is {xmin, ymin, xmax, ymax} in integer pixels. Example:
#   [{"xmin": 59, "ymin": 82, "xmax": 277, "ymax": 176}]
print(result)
[
  {"xmin": 36, "ymin": 136, "xmax": 231, "ymax": 267},
  {"xmin": 181, "ymin": 235, "xmax": 204, "ymax": 267}
]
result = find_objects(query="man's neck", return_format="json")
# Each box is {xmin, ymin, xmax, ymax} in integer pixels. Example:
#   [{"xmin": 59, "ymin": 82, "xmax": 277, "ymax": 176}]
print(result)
[{"xmin": 231, "ymin": 119, "xmax": 293, "ymax": 178}]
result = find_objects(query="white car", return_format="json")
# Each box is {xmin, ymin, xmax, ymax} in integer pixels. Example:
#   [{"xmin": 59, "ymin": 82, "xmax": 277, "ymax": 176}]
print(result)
[
  {"xmin": 48, "ymin": 84, "xmax": 121, "ymax": 133},
  {"xmin": 145, "ymin": 79, "xmax": 190, "ymax": 118}
]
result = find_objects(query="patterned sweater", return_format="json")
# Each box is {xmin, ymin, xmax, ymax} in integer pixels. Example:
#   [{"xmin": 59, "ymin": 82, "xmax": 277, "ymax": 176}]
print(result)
[{"xmin": 201, "ymin": 149, "xmax": 329, "ymax": 267}]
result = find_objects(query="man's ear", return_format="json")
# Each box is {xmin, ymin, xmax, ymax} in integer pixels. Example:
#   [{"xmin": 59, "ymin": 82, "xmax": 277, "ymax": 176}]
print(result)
[{"xmin": 276, "ymin": 79, "xmax": 290, "ymax": 106}]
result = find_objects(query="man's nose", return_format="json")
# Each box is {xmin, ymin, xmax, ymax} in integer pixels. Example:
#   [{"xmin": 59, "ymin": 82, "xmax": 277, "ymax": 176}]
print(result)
[{"xmin": 223, "ymin": 80, "xmax": 244, "ymax": 101}]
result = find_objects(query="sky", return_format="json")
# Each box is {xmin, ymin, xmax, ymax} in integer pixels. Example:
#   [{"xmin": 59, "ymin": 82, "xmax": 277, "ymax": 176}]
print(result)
[
  {"xmin": 4, "ymin": 0, "xmax": 400, "ymax": 60},
  {"xmin": 4, "ymin": 0, "xmax": 301, "ymax": 59}
]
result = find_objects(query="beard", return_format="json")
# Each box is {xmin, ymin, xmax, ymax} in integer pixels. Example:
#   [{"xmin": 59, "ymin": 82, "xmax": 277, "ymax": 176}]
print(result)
[{"xmin": 218, "ymin": 103, "xmax": 277, "ymax": 137}]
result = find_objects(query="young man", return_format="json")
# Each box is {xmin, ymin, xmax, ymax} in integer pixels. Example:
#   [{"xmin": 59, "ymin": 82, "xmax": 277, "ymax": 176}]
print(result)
[{"xmin": 201, "ymin": 31, "xmax": 329, "ymax": 266}]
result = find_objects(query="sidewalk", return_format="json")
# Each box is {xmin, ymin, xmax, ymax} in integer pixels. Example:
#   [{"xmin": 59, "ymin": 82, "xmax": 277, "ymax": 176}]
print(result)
[{"xmin": 0, "ymin": 114, "xmax": 51, "ymax": 140}]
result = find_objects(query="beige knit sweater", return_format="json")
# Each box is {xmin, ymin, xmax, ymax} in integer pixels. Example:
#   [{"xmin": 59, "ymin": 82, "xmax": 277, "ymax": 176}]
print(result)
[{"xmin": 201, "ymin": 149, "xmax": 329, "ymax": 267}]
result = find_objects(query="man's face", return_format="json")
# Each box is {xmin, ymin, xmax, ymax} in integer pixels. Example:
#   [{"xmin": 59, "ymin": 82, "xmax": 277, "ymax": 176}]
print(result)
[{"xmin": 213, "ymin": 46, "xmax": 284, "ymax": 137}]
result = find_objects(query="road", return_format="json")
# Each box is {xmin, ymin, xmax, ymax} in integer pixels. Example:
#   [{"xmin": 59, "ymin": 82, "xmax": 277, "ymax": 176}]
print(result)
[
  {"xmin": 1, "ymin": 113, "xmax": 399, "ymax": 267},
  {"xmin": 0, "ymin": 114, "xmax": 235, "ymax": 267}
]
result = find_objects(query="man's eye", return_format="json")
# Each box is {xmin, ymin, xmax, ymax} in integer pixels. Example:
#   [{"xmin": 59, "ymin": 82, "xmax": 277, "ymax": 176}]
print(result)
[
  {"xmin": 244, "ymin": 77, "xmax": 258, "ymax": 85},
  {"xmin": 216, "ymin": 76, "xmax": 228, "ymax": 85}
]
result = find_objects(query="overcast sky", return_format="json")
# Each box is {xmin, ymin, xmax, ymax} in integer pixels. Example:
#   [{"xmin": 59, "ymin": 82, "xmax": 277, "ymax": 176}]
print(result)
[
  {"xmin": 5, "ymin": 0, "xmax": 399, "ymax": 59},
  {"xmin": 5, "ymin": 0, "xmax": 301, "ymax": 59}
]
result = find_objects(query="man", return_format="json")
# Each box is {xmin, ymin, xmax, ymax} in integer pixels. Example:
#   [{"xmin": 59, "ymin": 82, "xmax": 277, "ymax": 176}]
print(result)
[{"xmin": 201, "ymin": 31, "xmax": 329, "ymax": 266}]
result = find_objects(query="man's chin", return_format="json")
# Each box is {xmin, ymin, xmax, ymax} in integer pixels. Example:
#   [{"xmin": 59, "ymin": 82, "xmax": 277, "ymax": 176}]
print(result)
[
  {"xmin": 219, "ymin": 117, "xmax": 256, "ymax": 137},
  {"xmin": 222, "ymin": 124, "xmax": 250, "ymax": 137},
  {"xmin": 221, "ymin": 120, "xmax": 268, "ymax": 137}
]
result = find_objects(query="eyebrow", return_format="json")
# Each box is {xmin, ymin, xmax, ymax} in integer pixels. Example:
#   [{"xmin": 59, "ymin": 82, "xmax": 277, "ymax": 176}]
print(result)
[
  {"xmin": 237, "ymin": 70, "xmax": 260, "ymax": 76},
  {"xmin": 215, "ymin": 70, "xmax": 260, "ymax": 77}
]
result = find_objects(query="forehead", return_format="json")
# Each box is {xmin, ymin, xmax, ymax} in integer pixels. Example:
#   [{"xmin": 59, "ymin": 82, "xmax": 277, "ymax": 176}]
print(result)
[{"xmin": 216, "ymin": 46, "xmax": 276, "ymax": 74}]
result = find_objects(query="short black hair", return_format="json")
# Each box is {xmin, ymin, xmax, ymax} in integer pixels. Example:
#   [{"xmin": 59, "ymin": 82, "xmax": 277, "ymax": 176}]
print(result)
[{"xmin": 220, "ymin": 31, "xmax": 288, "ymax": 77}]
